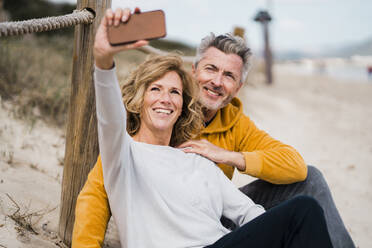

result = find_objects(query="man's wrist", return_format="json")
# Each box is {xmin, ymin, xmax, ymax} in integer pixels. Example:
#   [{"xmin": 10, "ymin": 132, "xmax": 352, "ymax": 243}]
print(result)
[{"xmin": 225, "ymin": 151, "xmax": 246, "ymax": 171}]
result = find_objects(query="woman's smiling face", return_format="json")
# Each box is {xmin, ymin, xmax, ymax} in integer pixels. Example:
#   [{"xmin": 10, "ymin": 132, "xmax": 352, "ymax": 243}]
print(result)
[{"xmin": 140, "ymin": 71, "xmax": 183, "ymax": 136}]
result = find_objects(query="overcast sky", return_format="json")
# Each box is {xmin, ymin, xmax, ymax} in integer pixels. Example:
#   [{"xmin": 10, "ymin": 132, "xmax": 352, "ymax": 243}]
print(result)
[{"xmin": 50, "ymin": 0, "xmax": 372, "ymax": 53}]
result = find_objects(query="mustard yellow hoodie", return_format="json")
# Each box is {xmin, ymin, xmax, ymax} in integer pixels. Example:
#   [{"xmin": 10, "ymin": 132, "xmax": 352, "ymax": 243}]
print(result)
[{"xmin": 72, "ymin": 97, "xmax": 307, "ymax": 247}]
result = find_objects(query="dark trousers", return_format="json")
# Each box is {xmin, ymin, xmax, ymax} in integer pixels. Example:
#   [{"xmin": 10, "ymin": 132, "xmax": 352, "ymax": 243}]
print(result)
[
  {"xmin": 238, "ymin": 166, "xmax": 355, "ymax": 248},
  {"xmin": 208, "ymin": 196, "xmax": 333, "ymax": 248}
]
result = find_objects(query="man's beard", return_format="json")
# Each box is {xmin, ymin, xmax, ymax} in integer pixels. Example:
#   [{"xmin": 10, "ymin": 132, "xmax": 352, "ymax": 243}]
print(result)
[{"xmin": 199, "ymin": 94, "xmax": 234, "ymax": 112}]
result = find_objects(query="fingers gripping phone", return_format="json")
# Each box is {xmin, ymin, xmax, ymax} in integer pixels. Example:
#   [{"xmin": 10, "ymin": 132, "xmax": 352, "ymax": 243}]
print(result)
[{"xmin": 108, "ymin": 10, "xmax": 166, "ymax": 46}]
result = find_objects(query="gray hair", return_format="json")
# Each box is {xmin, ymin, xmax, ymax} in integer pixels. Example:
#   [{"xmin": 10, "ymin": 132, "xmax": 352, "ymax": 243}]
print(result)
[{"xmin": 194, "ymin": 33, "xmax": 252, "ymax": 82}]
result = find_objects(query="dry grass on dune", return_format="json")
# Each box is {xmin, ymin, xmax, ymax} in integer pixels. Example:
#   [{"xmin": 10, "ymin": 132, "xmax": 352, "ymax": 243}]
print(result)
[
  {"xmin": 0, "ymin": 35, "xmax": 200, "ymax": 127},
  {"xmin": 0, "ymin": 35, "xmax": 73, "ymax": 127}
]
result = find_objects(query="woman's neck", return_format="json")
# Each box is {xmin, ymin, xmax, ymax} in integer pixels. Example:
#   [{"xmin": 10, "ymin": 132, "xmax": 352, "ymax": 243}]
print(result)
[{"xmin": 133, "ymin": 127, "xmax": 172, "ymax": 146}]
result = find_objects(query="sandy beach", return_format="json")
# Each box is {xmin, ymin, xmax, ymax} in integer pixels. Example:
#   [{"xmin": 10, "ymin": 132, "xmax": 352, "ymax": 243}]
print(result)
[
  {"xmin": 235, "ymin": 66, "xmax": 372, "ymax": 247},
  {"xmin": 0, "ymin": 68, "xmax": 371, "ymax": 247}
]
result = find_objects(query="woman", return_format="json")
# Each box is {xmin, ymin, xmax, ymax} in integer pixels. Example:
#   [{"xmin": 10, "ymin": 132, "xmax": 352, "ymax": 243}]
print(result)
[{"xmin": 93, "ymin": 8, "xmax": 333, "ymax": 248}]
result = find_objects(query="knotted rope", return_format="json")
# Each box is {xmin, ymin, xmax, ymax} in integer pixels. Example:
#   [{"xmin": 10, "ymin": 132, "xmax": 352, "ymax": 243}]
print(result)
[
  {"xmin": 0, "ymin": 8, "xmax": 195, "ymax": 63},
  {"xmin": 0, "ymin": 9, "xmax": 95, "ymax": 37}
]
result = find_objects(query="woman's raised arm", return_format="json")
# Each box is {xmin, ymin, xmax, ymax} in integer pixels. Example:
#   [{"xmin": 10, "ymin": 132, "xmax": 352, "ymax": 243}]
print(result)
[{"xmin": 93, "ymin": 8, "xmax": 147, "ymax": 192}]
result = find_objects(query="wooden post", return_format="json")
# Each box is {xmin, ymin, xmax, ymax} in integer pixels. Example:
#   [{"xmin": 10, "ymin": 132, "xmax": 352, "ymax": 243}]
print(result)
[
  {"xmin": 254, "ymin": 10, "xmax": 273, "ymax": 84},
  {"xmin": 263, "ymin": 21, "xmax": 273, "ymax": 84},
  {"xmin": 58, "ymin": 0, "xmax": 111, "ymax": 246},
  {"xmin": 0, "ymin": 0, "xmax": 8, "ymax": 22},
  {"xmin": 233, "ymin": 26, "xmax": 245, "ymax": 40}
]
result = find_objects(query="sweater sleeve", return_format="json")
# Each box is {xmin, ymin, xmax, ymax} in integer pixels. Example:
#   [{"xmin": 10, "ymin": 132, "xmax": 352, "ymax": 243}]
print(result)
[
  {"xmin": 237, "ymin": 115, "xmax": 307, "ymax": 184},
  {"xmin": 218, "ymin": 168, "xmax": 265, "ymax": 226},
  {"xmin": 72, "ymin": 156, "xmax": 110, "ymax": 248},
  {"xmin": 71, "ymin": 65, "xmax": 128, "ymax": 247},
  {"xmin": 94, "ymin": 65, "xmax": 131, "ymax": 195}
]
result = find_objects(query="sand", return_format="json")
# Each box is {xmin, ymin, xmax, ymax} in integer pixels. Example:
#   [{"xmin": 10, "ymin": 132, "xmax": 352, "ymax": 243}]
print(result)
[
  {"xmin": 0, "ymin": 69, "xmax": 371, "ymax": 247},
  {"xmin": 0, "ymin": 101, "xmax": 65, "ymax": 247},
  {"xmin": 235, "ymin": 66, "xmax": 372, "ymax": 247}
]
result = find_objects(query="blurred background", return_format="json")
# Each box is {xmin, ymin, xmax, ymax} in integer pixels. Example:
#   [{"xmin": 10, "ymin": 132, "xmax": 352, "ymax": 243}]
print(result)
[
  {"xmin": 0, "ymin": 0, "xmax": 371, "ymax": 247},
  {"xmin": 1, "ymin": 0, "xmax": 371, "ymax": 122}
]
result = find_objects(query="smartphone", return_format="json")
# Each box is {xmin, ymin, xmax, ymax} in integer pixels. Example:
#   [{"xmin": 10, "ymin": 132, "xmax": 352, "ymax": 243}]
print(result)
[{"xmin": 108, "ymin": 10, "xmax": 166, "ymax": 46}]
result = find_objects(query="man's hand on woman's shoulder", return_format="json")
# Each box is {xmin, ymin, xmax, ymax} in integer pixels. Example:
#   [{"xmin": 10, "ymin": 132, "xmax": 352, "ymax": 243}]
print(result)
[{"xmin": 178, "ymin": 139, "xmax": 246, "ymax": 171}]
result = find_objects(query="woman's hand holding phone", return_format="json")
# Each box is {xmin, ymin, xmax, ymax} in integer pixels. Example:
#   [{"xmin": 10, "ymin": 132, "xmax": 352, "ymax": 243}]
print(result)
[{"xmin": 93, "ymin": 8, "xmax": 148, "ymax": 70}]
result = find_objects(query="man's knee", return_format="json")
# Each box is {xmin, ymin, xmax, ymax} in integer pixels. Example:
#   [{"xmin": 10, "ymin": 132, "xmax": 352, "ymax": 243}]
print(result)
[
  {"xmin": 307, "ymin": 166, "xmax": 325, "ymax": 182},
  {"xmin": 303, "ymin": 166, "xmax": 330, "ymax": 194},
  {"xmin": 238, "ymin": 166, "xmax": 332, "ymax": 209}
]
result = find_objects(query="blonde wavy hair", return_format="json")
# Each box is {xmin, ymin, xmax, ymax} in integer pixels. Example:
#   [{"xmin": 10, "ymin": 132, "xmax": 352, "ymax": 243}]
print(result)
[{"xmin": 121, "ymin": 54, "xmax": 203, "ymax": 147}]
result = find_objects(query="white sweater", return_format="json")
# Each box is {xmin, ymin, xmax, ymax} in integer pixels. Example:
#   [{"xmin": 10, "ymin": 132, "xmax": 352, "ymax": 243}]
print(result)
[{"xmin": 94, "ymin": 66, "xmax": 265, "ymax": 248}]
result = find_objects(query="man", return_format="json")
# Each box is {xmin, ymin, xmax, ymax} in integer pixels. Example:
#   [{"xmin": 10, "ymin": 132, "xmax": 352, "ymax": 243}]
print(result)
[{"xmin": 72, "ymin": 8, "xmax": 354, "ymax": 248}]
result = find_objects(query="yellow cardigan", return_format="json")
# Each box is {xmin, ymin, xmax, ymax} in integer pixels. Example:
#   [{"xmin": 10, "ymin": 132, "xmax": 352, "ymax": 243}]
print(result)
[{"xmin": 72, "ymin": 97, "xmax": 307, "ymax": 247}]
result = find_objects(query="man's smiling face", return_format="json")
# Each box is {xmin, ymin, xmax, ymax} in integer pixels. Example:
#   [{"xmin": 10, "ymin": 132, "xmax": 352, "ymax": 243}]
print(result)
[{"xmin": 193, "ymin": 47, "xmax": 243, "ymax": 117}]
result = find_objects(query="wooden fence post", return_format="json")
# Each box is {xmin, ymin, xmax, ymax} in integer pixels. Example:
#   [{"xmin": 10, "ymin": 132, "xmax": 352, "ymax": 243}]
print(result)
[
  {"xmin": 0, "ymin": 0, "xmax": 8, "ymax": 22},
  {"xmin": 59, "ymin": 0, "xmax": 111, "ymax": 246},
  {"xmin": 254, "ymin": 10, "xmax": 273, "ymax": 84}
]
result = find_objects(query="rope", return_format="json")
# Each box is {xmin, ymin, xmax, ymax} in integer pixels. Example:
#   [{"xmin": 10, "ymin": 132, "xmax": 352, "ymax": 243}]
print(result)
[
  {"xmin": 0, "ymin": 9, "xmax": 94, "ymax": 37},
  {"xmin": 0, "ymin": 8, "xmax": 195, "ymax": 63}
]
